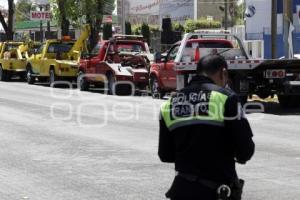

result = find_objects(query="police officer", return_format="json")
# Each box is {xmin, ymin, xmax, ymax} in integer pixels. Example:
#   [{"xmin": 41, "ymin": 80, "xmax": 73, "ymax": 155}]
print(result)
[{"xmin": 158, "ymin": 55, "xmax": 255, "ymax": 200}]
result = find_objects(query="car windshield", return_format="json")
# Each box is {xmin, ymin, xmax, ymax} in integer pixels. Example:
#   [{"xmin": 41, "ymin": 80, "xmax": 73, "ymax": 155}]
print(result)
[
  {"xmin": 116, "ymin": 42, "xmax": 146, "ymax": 53},
  {"xmin": 47, "ymin": 42, "xmax": 74, "ymax": 53},
  {"xmin": 4, "ymin": 44, "xmax": 20, "ymax": 51},
  {"xmin": 91, "ymin": 43, "xmax": 101, "ymax": 55}
]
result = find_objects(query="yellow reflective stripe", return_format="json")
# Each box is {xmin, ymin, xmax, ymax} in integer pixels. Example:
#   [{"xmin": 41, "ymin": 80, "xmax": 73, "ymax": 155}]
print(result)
[
  {"xmin": 160, "ymin": 99, "xmax": 172, "ymax": 128},
  {"xmin": 160, "ymin": 91, "xmax": 228, "ymax": 130},
  {"xmin": 208, "ymin": 91, "xmax": 228, "ymax": 122}
]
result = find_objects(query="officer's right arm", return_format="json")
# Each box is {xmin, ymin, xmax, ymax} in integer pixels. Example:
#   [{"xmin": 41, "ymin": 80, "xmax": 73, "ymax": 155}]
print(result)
[
  {"xmin": 158, "ymin": 114, "xmax": 175, "ymax": 163},
  {"xmin": 224, "ymin": 95, "xmax": 255, "ymax": 164}
]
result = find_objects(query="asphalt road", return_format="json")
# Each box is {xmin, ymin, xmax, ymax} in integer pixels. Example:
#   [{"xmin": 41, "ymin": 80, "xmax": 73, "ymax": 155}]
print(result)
[{"xmin": 0, "ymin": 81, "xmax": 300, "ymax": 200}]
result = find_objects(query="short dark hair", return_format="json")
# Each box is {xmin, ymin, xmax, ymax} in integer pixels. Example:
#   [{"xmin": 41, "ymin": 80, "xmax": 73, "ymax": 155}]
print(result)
[{"xmin": 197, "ymin": 55, "xmax": 228, "ymax": 75}]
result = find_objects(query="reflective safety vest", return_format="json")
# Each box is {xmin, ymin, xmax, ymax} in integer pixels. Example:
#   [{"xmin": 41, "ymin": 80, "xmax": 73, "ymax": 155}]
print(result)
[{"xmin": 160, "ymin": 90, "xmax": 229, "ymax": 131}]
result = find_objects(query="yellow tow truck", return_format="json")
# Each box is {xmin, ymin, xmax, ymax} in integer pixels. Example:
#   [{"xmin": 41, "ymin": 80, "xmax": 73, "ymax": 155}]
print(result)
[
  {"xmin": 0, "ymin": 41, "xmax": 29, "ymax": 81},
  {"xmin": 26, "ymin": 25, "xmax": 91, "ymax": 86}
]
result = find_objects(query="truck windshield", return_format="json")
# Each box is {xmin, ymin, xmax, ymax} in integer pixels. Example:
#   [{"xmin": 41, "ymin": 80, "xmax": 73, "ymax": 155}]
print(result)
[
  {"xmin": 116, "ymin": 42, "xmax": 146, "ymax": 53},
  {"xmin": 4, "ymin": 44, "xmax": 20, "ymax": 51},
  {"xmin": 47, "ymin": 43, "xmax": 74, "ymax": 53},
  {"xmin": 180, "ymin": 39, "xmax": 245, "ymax": 62}
]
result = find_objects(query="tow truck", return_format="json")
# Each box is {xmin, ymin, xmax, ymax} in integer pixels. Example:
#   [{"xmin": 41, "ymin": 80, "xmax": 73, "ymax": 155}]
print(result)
[
  {"xmin": 152, "ymin": 31, "xmax": 300, "ymax": 108},
  {"xmin": 150, "ymin": 36, "xmax": 234, "ymax": 98},
  {"xmin": 26, "ymin": 25, "xmax": 91, "ymax": 86},
  {"xmin": 78, "ymin": 35, "xmax": 150, "ymax": 95},
  {"xmin": 0, "ymin": 41, "xmax": 28, "ymax": 81}
]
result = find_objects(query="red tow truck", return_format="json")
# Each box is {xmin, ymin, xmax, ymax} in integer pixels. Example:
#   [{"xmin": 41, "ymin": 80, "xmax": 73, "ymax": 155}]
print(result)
[
  {"xmin": 78, "ymin": 35, "xmax": 151, "ymax": 95},
  {"xmin": 151, "ymin": 31, "xmax": 300, "ymax": 108},
  {"xmin": 150, "ymin": 36, "xmax": 235, "ymax": 98}
]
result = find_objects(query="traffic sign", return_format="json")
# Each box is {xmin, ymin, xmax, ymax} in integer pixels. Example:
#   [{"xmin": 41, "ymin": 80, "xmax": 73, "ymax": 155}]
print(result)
[
  {"xmin": 103, "ymin": 15, "xmax": 113, "ymax": 24},
  {"xmin": 30, "ymin": 11, "xmax": 52, "ymax": 21}
]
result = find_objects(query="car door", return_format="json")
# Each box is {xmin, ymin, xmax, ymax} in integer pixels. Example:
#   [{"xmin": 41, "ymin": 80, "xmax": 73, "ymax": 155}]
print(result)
[
  {"xmin": 161, "ymin": 45, "xmax": 179, "ymax": 89},
  {"xmin": 31, "ymin": 44, "xmax": 44, "ymax": 75},
  {"xmin": 90, "ymin": 43, "xmax": 106, "ymax": 82}
]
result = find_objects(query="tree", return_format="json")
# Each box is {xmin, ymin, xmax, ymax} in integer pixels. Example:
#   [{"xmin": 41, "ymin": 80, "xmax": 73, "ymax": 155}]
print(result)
[
  {"xmin": 141, "ymin": 23, "xmax": 150, "ymax": 44},
  {"xmin": 125, "ymin": 21, "xmax": 132, "ymax": 35},
  {"xmin": 16, "ymin": 0, "xmax": 35, "ymax": 22},
  {"xmin": 173, "ymin": 22, "xmax": 185, "ymax": 33},
  {"xmin": 0, "ymin": 0, "xmax": 15, "ymax": 40},
  {"xmin": 103, "ymin": 23, "xmax": 112, "ymax": 40},
  {"xmin": 51, "ymin": 0, "xmax": 115, "ymax": 50}
]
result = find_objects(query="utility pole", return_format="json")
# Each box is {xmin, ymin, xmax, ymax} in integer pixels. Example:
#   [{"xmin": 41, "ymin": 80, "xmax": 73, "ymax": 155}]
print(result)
[
  {"xmin": 39, "ymin": 5, "xmax": 43, "ymax": 43},
  {"xmin": 194, "ymin": 0, "xmax": 198, "ymax": 20},
  {"xmin": 46, "ymin": 4, "xmax": 51, "ymax": 39},
  {"xmin": 121, "ymin": 0, "xmax": 126, "ymax": 34},
  {"xmin": 271, "ymin": 0, "xmax": 277, "ymax": 59},
  {"xmin": 283, "ymin": 0, "xmax": 293, "ymax": 58},
  {"xmin": 224, "ymin": 0, "xmax": 228, "ymax": 30}
]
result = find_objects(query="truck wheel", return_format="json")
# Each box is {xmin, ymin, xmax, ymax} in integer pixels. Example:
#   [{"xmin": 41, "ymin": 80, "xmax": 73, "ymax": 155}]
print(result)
[
  {"xmin": 26, "ymin": 66, "xmax": 35, "ymax": 85},
  {"xmin": 279, "ymin": 95, "xmax": 300, "ymax": 108},
  {"xmin": 49, "ymin": 69, "xmax": 57, "ymax": 87},
  {"xmin": 78, "ymin": 71, "xmax": 89, "ymax": 91},
  {"xmin": 150, "ymin": 76, "xmax": 165, "ymax": 99},
  {"xmin": 0, "ymin": 65, "xmax": 8, "ymax": 81}
]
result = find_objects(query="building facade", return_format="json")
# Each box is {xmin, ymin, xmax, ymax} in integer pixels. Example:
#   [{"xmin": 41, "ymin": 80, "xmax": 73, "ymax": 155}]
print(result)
[{"xmin": 246, "ymin": 0, "xmax": 300, "ymax": 58}]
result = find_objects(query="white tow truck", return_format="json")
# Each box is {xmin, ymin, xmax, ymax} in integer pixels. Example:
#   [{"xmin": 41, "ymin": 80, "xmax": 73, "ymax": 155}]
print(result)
[{"xmin": 174, "ymin": 32, "xmax": 300, "ymax": 108}]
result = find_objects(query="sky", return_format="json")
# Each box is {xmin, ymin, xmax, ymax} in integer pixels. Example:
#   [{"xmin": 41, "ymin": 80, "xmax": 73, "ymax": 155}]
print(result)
[{"xmin": 0, "ymin": 0, "xmax": 8, "ymax": 8}]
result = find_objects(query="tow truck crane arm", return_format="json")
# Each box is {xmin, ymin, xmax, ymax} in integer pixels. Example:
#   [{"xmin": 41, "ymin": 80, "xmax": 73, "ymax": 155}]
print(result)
[{"xmin": 68, "ymin": 24, "xmax": 91, "ymax": 60}]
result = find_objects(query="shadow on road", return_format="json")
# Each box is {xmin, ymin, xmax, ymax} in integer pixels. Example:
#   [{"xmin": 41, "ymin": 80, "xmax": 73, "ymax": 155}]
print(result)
[{"xmin": 249, "ymin": 100, "xmax": 300, "ymax": 116}]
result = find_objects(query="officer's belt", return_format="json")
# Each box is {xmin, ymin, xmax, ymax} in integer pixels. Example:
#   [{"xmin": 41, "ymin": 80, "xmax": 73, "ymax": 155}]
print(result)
[{"xmin": 177, "ymin": 172, "xmax": 219, "ymax": 190}]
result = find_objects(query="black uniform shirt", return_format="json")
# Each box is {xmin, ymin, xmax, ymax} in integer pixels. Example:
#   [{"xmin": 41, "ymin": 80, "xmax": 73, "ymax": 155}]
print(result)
[{"xmin": 158, "ymin": 75, "xmax": 255, "ymax": 182}]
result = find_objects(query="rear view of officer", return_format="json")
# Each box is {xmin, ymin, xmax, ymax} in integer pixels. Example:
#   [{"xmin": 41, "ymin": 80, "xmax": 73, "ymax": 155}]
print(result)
[{"xmin": 158, "ymin": 55, "xmax": 255, "ymax": 200}]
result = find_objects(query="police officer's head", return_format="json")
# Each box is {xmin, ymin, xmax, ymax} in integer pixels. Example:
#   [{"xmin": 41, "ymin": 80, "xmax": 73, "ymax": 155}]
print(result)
[{"xmin": 197, "ymin": 55, "xmax": 228, "ymax": 87}]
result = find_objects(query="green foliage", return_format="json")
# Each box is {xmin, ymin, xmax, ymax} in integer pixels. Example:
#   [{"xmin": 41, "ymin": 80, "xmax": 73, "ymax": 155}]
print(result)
[
  {"xmin": 125, "ymin": 21, "xmax": 132, "ymax": 35},
  {"xmin": 141, "ymin": 23, "xmax": 150, "ymax": 44},
  {"xmin": 149, "ymin": 25, "xmax": 159, "ymax": 33},
  {"xmin": 16, "ymin": 0, "xmax": 35, "ymax": 22},
  {"xmin": 103, "ymin": 23, "xmax": 112, "ymax": 40},
  {"xmin": 50, "ymin": 0, "xmax": 115, "ymax": 28},
  {"xmin": 173, "ymin": 22, "xmax": 185, "ymax": 33},
  {"xmin": 132, "ymin": 24, "xmax": 141, "ymax": 35},
  {"xmin": 133, "ymin": 24, "xmax": 159, "ymax": 35},
  {"xmin": 234, "ymin": 4, "xmax": 245, "ymax": 25},
  {"xmin": 184, "ymin": 18, "xmax": 221, "ymax": 33}
]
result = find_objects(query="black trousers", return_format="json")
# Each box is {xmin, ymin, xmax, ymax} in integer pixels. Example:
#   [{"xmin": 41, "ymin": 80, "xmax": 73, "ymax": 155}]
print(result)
[{"xmin": 166, "ymin": 176, "xmax": 216, "ymax": 200}]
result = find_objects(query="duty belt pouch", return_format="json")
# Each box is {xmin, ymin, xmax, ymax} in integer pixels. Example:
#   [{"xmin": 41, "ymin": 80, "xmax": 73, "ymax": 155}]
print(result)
[
  {"xmin": 216, "ymin": 179, "xmax": 244, "ymax": 200},
  {"xmin": 229, "ymin": 179, "xmax": 245, "ymax": 200}
]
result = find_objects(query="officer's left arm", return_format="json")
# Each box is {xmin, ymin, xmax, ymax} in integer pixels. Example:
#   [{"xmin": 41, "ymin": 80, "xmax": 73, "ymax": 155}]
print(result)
[{"xmin": 158, "ymin": 115, "xmax": 175, "ymax": 163}]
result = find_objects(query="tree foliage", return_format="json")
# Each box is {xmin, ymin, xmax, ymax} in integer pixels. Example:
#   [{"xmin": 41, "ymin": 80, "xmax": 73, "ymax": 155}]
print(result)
[
  {"xmin": 51, "ymin": 0, "xmax": 115, "ymax": 49},
  {"xmin": 125, "ymin": 21, "xmax": 132, "ymax": 35},
  {"xmin": 141, "ymin": 23, "xmax": 150, "ymax": 44},
  {"xmin": 103, "ymin": 23, "xmax": 112, "ymax": 40},
  {"xmin": 16, "ymin": 0, "xmax": 36, "ymax": 22},
  {"xmin": 173, "ymin": 22, "xmax": 185, "ymax": 33},
  {"xmin": 184, "ymin": 19, "xmax": 221, "ymax": 33}
]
